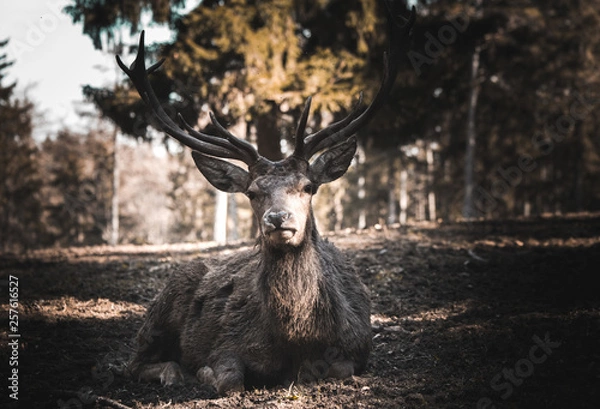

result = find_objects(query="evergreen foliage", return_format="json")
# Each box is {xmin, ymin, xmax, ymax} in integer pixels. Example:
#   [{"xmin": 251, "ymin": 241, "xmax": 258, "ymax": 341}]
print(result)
[
  {"xmin": 0, "ymin": 40, "xmax": 43, "ymax": 252},
  {"xmin": 41, "ymin": 129, "xmax": 113, "ymax": 246},
  {"xmin": 65, "ymin": 0, "xmax": 187, "ymax": 49}
]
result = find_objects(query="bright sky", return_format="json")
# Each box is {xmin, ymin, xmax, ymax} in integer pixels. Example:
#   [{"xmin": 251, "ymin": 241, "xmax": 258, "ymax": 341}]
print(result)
[{"xmin": 0, "ymin": 0, "xmax": 176, "ymax": 140}]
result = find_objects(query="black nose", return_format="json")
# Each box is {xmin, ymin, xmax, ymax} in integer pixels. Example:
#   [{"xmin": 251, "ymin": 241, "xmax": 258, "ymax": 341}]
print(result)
[{"xmin": 265, "ymin": 211, "xmax": 291, "ymax": 228}]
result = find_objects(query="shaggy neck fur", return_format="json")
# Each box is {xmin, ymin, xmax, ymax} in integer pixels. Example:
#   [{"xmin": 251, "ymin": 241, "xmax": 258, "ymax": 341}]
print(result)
[{"xmin": 258, "ymin": 215, "xmax": 333, "ymax": 343}]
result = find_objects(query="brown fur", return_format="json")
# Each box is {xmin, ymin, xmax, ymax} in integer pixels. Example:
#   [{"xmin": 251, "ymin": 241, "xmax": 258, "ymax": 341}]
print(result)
[{"xmin": 128, "ymin": 160, "xmax": 372, "ymax": 394}]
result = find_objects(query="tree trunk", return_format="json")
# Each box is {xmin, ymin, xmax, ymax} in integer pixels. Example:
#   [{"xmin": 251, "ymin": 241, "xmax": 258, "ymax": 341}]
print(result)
[
  {"xmin": 213, "ymin": 117, "xmax": 248, "ymax": 243},
  {"xmin": 387, "ymin": 154, "xmax": 397, "ymax": 225},
  {"xmin": 417, "ymin": 193, "xmax": 426, "ymax": 221},
  {"xmin": 108, "ymin": 33, "xmax": 123, "ymax": 246},
  {"xmin": 462, "ymin": 44, "xmax": 482, "ymax": 219},
  {"xmin": 255, "ymin": 104, "xmax": 283, "ymax": 161},
  {"xmin": 399, "ymin": 168, "xmax": 408, "ymax": 225},
  {"xmin": 213, "ymin": 190, "xmax": 228, "ymax": 243},
  {"xmin": 229, "ymin": 118, "xmax": 247, "ymax": 241},
  {"xmin": 356, "ymin": 143, "xmax": 366, "ymax": 230},
  {"xmin": 573, "ymin": 122, "xmax": 584, "ymax": 212},
  {"xmin": 228, "ymin": 194, "xmax": 238, "ymax": 241},
  {"xmin": 523, "ymin": 198, "xmax": 531, "ymax": 217},
  {"xmin": 109, "ymin": 126, "xmax": 120, "ymax": 246},
  {"xmin": 426, "ymin": 144, "xmax": 436, "ymax": 221},
  {"xmin": 333, "ymin": 184, "xmax": 346, "ymax": 231}
]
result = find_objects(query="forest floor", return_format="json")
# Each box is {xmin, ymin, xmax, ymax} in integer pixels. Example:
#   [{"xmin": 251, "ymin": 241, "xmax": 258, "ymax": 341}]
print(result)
[{"xmin": 1, "ymin": 213, "xmax": 599, "ymax": 409}]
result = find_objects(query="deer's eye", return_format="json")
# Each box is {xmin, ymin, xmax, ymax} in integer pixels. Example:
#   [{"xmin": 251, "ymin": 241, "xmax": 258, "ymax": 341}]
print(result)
[
  {"xmin": 303, "ymin": 184, "xmax": 315, "ymax": 195},
  {"xmin": 246, "ymin": 190, "xmax": 257, "ymax": 200}
]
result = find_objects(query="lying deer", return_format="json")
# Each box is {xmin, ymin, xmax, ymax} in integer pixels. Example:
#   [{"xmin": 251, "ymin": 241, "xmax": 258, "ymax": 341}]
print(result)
[{"xmin": 117, "ymin": 0, "xmax": 415, "ymax": 395}]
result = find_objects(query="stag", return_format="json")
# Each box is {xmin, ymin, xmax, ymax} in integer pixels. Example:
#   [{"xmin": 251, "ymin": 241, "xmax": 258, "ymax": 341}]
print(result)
[{"xmin": 117, "ymin": 0, "xmax": 415, "ymax": 395}]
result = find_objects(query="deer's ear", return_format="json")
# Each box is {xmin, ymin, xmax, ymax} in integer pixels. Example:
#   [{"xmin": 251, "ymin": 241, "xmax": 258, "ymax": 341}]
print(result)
[
  {"xmin": 309, "ymin": 136, "xmax": 357, "ymax": 185},
  {"xmin": 191, "ymin": 151, "xmax": 251, "ymax": 193}
]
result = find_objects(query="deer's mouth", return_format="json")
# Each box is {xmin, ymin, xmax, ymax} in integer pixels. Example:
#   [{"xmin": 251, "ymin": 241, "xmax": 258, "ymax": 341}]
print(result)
[{"xmin": 267, "ymin": 227, "xmax": 297, "ymax": 241}]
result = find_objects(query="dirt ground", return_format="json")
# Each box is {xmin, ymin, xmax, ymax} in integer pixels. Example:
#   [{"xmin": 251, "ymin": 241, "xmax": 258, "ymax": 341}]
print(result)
[{"xmin": 1, "ymin": 214, "xmax": 599, "ymax": 409}]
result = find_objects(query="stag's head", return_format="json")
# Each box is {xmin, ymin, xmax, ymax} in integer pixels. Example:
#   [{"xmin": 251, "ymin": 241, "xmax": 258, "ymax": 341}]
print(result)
[{"xmin": 116, "ymin": 1, "xmax": 415, "ymax": 250}]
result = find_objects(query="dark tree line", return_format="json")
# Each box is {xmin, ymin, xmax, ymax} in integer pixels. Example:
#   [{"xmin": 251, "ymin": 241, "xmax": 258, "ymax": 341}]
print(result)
[
  {"xmin": 0, "ymin": 39, "xmax": 41, "ymax": 252},
  {"xmin": 68, "ymin": 0, "xmax": 600, "ymax": 218},
  {"xmin": 0, "ymin": 38, "xmax": 116, "ymax": 253}
]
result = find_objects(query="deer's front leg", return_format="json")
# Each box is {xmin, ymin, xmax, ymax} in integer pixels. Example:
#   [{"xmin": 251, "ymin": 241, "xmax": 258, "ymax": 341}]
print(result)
[
  {"xmin": 197, "ymin": 354, "xmax": 245, "ymax": 395},
  {"xmin": 134, "ymin": 361, "xmax": 185, "ymax": 386},
  {"xmin": 328, "ymin": 360, "xmax": 355, "ymax": 379}
]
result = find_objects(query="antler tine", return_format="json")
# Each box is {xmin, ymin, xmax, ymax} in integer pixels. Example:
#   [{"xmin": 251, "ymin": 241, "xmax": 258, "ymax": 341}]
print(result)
[
  {"xmin": 208, "ymin": 112, "xmax": 260, "ymax": 163},
  {"xmin": 176, "ymin": 113, "xmax": 255, "ymax": 161},
  {"xmin": 116, "ymin": 31, "xmax": 259, "ymax": 165},
  {"xmin": 292, "ymin": 96, "xmax": 313, "ymax": 158},
  {"xmin": 302, "ymin": 3, "xmax": 416, "ymax": 159},
  {"xmin": 303, "ymin": 93, "xmax": 365, "ymax": 156}
]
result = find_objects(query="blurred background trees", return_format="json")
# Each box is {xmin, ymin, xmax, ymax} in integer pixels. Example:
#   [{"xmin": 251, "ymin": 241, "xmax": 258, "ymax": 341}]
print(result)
[
  {"xmin": 0, "ymin": 39, "xmax": 42, "ymax": 252},
  {"xmin": 1, "ymin": 0, "xmax": 599, "ymax": 252}
]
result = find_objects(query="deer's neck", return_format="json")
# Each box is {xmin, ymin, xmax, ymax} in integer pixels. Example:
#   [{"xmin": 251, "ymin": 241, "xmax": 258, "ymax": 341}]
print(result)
[{"xmin": 259, "ymin": 225, "xmax": 332, "ymax": 342}]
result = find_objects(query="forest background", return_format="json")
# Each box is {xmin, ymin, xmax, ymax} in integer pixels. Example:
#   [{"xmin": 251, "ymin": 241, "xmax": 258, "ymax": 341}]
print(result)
[{"xmin": 2, "ymin": 0, "xmax": 599, "ymax": 253}]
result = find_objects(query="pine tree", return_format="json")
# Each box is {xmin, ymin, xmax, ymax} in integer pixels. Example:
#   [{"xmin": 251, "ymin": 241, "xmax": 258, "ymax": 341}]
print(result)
[
  {"xmin": 41, "ymin": 129, "xmax": 113, "ymax": 246},
  {"xmin": 65, "ymin": 0, "xmax": 187, "ymax": 49},
  {"xmin": 0, "ymin": 39, "xmax": 44, "ymax": 252}
]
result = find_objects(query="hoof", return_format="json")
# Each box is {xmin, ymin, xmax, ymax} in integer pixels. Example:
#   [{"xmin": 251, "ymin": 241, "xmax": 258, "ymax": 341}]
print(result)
[
  {"xmin": 160, "ymin": 362, "xmax": 184, "ymax": 386},
  {"xmin": 197, "ymin": 366, "xmax": 217, "ymax": 386},
  {"xmin": 329, "ymin": 361, "xmax": 355, "ymax": 379}
]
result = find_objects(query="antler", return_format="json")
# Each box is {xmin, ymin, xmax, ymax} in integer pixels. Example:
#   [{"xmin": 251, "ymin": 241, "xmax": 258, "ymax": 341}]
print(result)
[
  {"xmin": 117, "ymin": 1, "xmax": 414, "ymax": 167},
  {"xmin": 295, "ymin": 1, "xmax": 416, "ymax": 159},
  {"xmin": 116, "ymin": 32, "xmax": 259, "ymax": 166}
]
